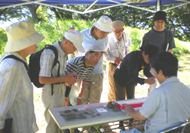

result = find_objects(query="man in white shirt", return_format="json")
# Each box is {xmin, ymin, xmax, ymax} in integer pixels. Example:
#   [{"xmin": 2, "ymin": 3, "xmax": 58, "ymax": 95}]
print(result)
[
  {"xmin": 104, "ymin": 20, "xmax": 131, "ymax": 102},
  {"xmin": 124, "ymin": 52, "xmax": 190, "ymax": 133},
  {"xmin": 77, "ymin": 16, "xmax": 112, "ymax": 104}
]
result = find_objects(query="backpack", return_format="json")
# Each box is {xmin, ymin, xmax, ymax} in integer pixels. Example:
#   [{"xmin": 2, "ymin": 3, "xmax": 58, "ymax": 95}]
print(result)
[{"xmin": 28, "ymin": 45, "xmax": 60, "ymax": 91}]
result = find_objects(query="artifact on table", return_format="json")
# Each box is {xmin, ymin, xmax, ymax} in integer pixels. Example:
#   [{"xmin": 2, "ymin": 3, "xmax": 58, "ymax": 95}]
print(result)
[
  {"xmin": 85, "ymin": 109, "xmax": 95, "ymax": 115},
  {"xmin": 66, "ymin": 113, "xmax": 76, "ymax": 120},
  {"xmin": 107, "ymin": 101, "xmax": 117, "ymax": 109}
]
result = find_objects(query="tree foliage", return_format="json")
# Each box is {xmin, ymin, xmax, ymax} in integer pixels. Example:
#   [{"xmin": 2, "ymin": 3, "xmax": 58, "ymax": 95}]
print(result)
[
  {"xmin": 48, "ymin": 4, "xmax": 190, "ymax": 41},
  {"xmin": 0, "ymin": 4, "xmax": 190, "ymax": 41}
]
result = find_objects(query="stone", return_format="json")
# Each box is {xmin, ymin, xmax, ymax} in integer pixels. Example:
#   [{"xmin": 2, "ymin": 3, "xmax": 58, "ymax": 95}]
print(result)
[
  {"xmin": 64, "ymin": 110, "xmax": 72, "ymax": 113},
  {"xmin": 107, "ymin": 101, "xmax": 117, "ymax": 109},
  {"xmin": 77, "ymin": 115, "xmax": 87, "ymax": 119},
  {"xmin": 76, "ymin": 111, "xmax": 83, "ymax": 116},
  {"xmin": 60, "ymin": 113, "xmax": 68, "ymax": 116},
  {"xmin": 96, "ymin": 113, "xmax": 101, "ymax": 116},
  {"xmin": 113, "ymin": 106, "xmax": 120, "ymax": 112},
  {"xmin": 66, "ymin": 113, "xmax": 76, "ymax": 120},
  {"xmin": 73, "ymin": 109, "xmax": 78, "ymax": 112},
  {"xmin": 85, "ymin": 109, "xmax": 95, "ymax": 115}
]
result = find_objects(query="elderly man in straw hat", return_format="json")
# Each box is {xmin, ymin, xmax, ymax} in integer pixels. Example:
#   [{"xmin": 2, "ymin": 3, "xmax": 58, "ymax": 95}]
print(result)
[
  {"xmin": 39, "ymin": 30, "xmax": 85, "ymax": 133},
  {"xmin": 77, "ymin": 16, "xmax": 112, "ymax": 105},
  {"xmin": 0, "ymin": 20, "xmax": 44, "ymax": 133},
  {"xmin": 104, "ymin": 20, "xmax": 131, "ymax": 102}
]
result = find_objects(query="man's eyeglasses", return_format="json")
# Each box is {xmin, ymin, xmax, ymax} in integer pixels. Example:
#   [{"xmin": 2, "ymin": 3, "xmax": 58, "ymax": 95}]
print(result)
[{"xmin": 91, "ymin": 53, "xmax": 102, "ymax": 59}]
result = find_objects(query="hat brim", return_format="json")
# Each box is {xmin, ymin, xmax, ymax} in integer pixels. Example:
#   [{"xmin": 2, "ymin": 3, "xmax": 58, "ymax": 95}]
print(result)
[
  {"xmin": 87, "ymin": 50, "xmax": 107, "ymax": 54},
  {"xmin": 94, "ymin": 22, "xmax": 112, "ymax": 32},
  {"xmin": 5, "ymin": 32, "xmax": 44, "ymax": 52},
  {"xmin": 73, "ymin": 42, "xmax": 85, "ymax": 53}
]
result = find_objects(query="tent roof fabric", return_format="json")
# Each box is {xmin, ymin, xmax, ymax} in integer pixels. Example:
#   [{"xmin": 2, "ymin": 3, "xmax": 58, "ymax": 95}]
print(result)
[
  {"xmin": 0, "ymin": 0, "xmax": 189, "ymax": 7},
  {"xmin": 0, "ymin": 0, "xmax": 189, "ymax": 14}
]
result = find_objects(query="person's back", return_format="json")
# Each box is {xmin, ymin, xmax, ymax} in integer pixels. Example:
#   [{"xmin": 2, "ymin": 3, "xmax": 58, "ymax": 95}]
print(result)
[{"xmin": 145, "ymin": 77, "xmax": 190, "ymax": 132}]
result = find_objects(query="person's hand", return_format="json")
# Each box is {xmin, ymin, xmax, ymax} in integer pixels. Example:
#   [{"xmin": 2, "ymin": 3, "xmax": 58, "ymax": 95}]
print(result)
[
  {"xmin": 124, "ymin": 106, "xmax": 134, "ymax": 114},
  {"xmin": 66, "ymin": 83, "xmax": 70, "ymax": 86},
  {"xmin": 64, "ymin": 73, "xmax": 78, "ymax": 85},
  {"xmin": 115, "ymin": 58, "xmax": 122, "ymax": 66},
  {"xmin": 144, "ymin": 77, "xmax": 155, "ymax": 85},
  {"xmin": 77, "ymin": 98, "xmax": 82, "ymax": 105}
]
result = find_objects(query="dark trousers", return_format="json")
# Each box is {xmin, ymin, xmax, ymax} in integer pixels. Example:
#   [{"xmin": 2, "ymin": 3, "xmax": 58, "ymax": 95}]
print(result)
[{"xmin": 114, "ymin": 80, "xmax": 135, "ymax": 100}]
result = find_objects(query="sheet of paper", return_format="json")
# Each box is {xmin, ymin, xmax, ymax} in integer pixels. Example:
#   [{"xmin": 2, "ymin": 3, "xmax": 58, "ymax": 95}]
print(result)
[{"xmin": 96, "ymin": 108, "xmax": 108, "ymax": 113}]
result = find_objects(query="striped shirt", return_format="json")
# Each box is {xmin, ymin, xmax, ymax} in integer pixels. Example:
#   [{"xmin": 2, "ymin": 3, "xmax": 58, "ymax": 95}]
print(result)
[
  {"xmin": 0, "ymin": 52, "xmax": 38, "ymax": 133},
  {"xmin": 66, "ymin": 56, "xmax": 94, "ymax": 82}
]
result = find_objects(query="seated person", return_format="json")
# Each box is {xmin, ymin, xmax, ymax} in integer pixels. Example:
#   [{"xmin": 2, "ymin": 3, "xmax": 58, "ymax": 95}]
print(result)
[
  {"xmin": 124, "ymin": 52, "xmax": 190, "ymax": 133},
  {"xmin": 65, "ymin": 44, "xmax": 106, "ymax": 106},
  {"xmin": 114, "ymin": 44, "xmax": 159, "ymax": 100}
]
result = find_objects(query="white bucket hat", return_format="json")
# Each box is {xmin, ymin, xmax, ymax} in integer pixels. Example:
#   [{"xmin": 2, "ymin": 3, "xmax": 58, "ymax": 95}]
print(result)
[
  {"xmin": 93, "ymin": 16, "xmax": 112, "ymax": 32},
  {"xmin": 65, "ymin": 30, "xmax": 85, "ymax": 53},
  {"xmin": 86, "ymin": 44, "xmax": 107, "ymax": 53},
  {"xmin": 5, "ymin": 20, "xmax": 44, "ymax": 52}
]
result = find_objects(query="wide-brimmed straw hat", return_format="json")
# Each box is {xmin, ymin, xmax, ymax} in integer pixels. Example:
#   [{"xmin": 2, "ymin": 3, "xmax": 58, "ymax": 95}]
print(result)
[
  {"xmin": 94, "ymin": 16, "xmax": 112, "ymax": 32},
  {"xmin": 65, "ymin": 30, "xmax": 85, "ymax": 53},
  {"xmin": 5, "ymin": 20, "xmax": 44, "ymax": 52}
]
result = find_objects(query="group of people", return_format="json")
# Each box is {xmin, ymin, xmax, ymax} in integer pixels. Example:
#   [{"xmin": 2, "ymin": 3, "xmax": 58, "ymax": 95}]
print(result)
[{"xmin": 0, "ymin": 10, "xmax": 190, "ymax": 133}]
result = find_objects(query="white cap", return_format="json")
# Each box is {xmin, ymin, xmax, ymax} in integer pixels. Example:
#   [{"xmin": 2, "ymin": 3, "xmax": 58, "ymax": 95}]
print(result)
[
  {"xmin": 93, "ymin": 16, "xmax": 112, "ymax": 32},
  {"xmin": 86, "ymin": 44, "xmax": 106, "ymax": 53},
  {"xmin": 65, "ymin": 30, "xmax": 85, "ymax": 53},
  {"xmin": 5, "ymin": 20, "xmax": 44, "ymax": 52}
]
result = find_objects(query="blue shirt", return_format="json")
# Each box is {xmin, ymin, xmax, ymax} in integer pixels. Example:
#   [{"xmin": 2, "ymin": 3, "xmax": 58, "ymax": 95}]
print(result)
[
  {"xmin": 78, "ymin": 28, "xmax": 108, "ymax": 74},
  {"xmin": 139, "ymin": 77, "xmax": 190, "ymax": 133}
]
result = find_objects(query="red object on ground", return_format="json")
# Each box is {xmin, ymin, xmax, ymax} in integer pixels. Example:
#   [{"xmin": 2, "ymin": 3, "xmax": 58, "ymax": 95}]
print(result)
[{"xmin": 116, "ymin": 102, "xmax": 144, "ymax": 110}]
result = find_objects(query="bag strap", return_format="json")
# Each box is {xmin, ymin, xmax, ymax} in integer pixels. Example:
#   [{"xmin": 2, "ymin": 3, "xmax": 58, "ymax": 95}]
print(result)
[
  {"xmin": 164, "ymin": 29, "xmax": 169, "ymax": 51},
  {"xmin": 3, "ymin": 55, "xmax": 28, "ymax": 71},
  {"xmin": 44, "ymin": 45, "xmax": 60, "ymax": 95}
]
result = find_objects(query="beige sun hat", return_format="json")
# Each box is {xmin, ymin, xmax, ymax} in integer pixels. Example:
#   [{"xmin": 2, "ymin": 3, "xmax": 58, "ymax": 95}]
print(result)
[
  {"xmin": 86, "ymin": 44, "xmax": 107, "ymax": 53},
  {"xmin": 65, "ymin": 30, "xmax": 85, "ymax": 53},
  {"xmin": 4, "ymin": 20, "xmax": 44, "ymax": 52},
  {"xmin": 93, "ymin": 16, "xmax": 112, "ymax": 32},
  {"xmin": 111, "ymin": 20, "xmax": 124, "ymax": 29}
]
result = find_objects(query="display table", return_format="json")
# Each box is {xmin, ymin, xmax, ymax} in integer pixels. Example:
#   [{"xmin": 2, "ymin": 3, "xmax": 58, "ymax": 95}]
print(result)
[{"xmin": 49, "ymin": 97, "xmax": 147, "ymax": 131}]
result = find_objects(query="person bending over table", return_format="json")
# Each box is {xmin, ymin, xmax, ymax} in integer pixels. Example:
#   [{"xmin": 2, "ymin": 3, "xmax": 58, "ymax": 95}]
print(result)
[
  {"xmin": 124, "ymin": 52, "xmax": 190, "ymax": 133},
  {"xmin": 65, "ymin": 44, "xmax": 106, "ymax": 106},
  {"xmin": 114, "ymin": 44, "xmax": 159, "ymax": 101}
]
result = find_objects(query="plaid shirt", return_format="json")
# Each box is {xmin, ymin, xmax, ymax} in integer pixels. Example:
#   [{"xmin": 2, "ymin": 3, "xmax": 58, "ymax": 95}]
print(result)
[
  {"xmin": 0, "ymin": 52, "xmax": 38, "ymax": 133},
  {"xmin": 39, "ymin": 41, "xmax": 66, "ymax": 78}
]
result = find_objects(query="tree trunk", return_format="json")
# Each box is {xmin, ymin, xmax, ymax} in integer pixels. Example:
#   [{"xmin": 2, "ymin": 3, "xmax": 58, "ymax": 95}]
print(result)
[{"xmin": 27, "ymin": 5, "xmax": 39, "ymax": 22}]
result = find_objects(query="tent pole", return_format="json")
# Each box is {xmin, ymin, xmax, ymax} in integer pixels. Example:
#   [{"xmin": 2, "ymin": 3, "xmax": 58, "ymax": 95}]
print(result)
[
  {"xmin": 84, "ymin": 0, "xmax": 98, "ymax": 12},
  {"xmin": 0, "ymin": 0, "xmax": 44, "ymax": 9},
  {"xmin": 157, "ymin": 0, "xmax": 160, "ymax": 11},
  {"xmin": 164, "ymin": 2, "xmax": 190, "ymax": 11}
]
